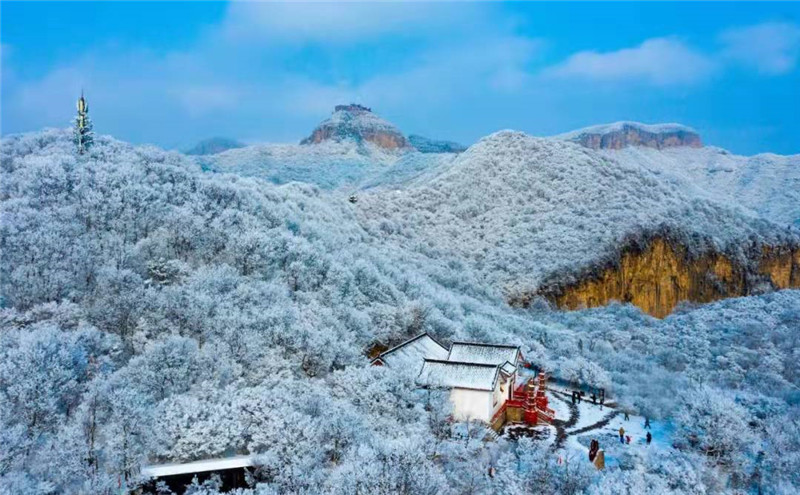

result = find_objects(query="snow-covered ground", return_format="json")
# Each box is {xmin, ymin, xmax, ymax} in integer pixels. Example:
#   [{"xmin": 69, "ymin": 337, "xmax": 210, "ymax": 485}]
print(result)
[
  {"xmin": 567, "ymin": 407, "xmax": 673, "ymax": 468},
  {"xmin": 543, "ymin": 385, "xmax": 675, "ymax": 470}
]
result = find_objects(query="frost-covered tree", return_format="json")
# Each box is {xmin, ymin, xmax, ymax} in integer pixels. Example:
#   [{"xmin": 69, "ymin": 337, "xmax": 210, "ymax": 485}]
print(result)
[{"xmin": 2, "ymin": 128, "xmax": 800, "ymax": 493}]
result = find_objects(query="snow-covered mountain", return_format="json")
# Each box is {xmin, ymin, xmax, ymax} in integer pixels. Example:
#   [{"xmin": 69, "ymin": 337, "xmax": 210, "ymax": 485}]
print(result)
[
  {"xmin": 192, "ymin": 113, "xmax": 799, "ymax": 317},
  {"xmin": 605, "ymin": 145, "xmax": 800, "ymax": 227},
  {"xmin": 300, "ymin": 104, "xmax": 412, "ymax": 150},
  {"xmin": 195, "ymin": 105, "xmax": 470, "ymax": 189},
  {"xmin": 3, "ymin": 127, "xmax": 800, "ymax": 493},
  {"xmin": 558, "ymin": 121, "xmax": 702, "ymax": 150},
  {"xmin": 355, "ymin": 130, "xmax": 799, "ymax": 315}
]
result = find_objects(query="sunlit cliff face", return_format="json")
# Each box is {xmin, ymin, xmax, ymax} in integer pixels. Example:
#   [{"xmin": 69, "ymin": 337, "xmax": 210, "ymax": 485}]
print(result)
[
  {"xmin": 300, "ymin": 104, "xmax": 413, "ymax": 150},
  {"xmin": 511, "ymin": 237, "xmax": 800, "ymax": 318}
]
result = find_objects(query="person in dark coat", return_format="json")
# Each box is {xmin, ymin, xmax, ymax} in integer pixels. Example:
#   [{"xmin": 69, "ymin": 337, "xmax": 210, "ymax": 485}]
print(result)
[
  {"xmin": 624, "ymin": 411, "xmax": 630, "ymax": 421},
  {"xmin": 589, "ymin": 439, "xmax": 599, "ymax": 462},
  {"xmin": 644, "ymin": 417, "xmax": 651, "ymax": 429},
  {"xmin": 646, "ymin": 432, "xmax": 652, "ymax": 445},
  {"xmin": 591, "ymin": 393, "xmax": 597, "ymax": 405}
]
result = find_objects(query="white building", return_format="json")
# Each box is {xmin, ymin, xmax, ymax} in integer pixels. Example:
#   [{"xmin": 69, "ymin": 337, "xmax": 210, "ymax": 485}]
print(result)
[
  {"xmin": 418, "ymin": 358, "xmax": 516, "ymax": 423},
  {"xmin": 374, "ymin": 334, "xmax": 524, "ymax": 425}
]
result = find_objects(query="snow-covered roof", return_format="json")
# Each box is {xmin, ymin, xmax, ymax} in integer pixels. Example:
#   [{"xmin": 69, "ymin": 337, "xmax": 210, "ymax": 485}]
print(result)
[
  {"xmin": 499, "ymin": 361, "xmax": 517, "ymax": 377},
  {"xmin": 372, "ymin": 333, "xmax": 448, "ymax": 367},
  {"xmin": 417, "ymin": 359, "xmax": 499, "ymax": 391},
  {"xmin": 447, "ymin": 342, "xmax": 520, "ymax": 367},
  {"xmin": 556, "ymin": 121, "xmax": 696, "ymax": 140},
  {"xmin": 142, "ymin": 455, "xmax": 255, "ymax": 478}
]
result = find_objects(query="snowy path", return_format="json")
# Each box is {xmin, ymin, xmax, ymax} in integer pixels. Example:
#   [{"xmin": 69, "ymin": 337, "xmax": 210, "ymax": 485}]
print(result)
[
  {"xmin": 568, "ymin": 410, "xmax": 620, "ymax": 436},
  {"xmin": 549, "ymin": 391, "xmax": 579, "ymax": 451}
]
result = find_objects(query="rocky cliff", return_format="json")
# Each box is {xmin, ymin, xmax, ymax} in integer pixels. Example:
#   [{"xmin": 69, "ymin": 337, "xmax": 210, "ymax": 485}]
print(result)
[
  {"xmin": 559, "ymin": 122, "xmax": 702, "ymax": 150},
  {"xmin": 512, "ymin": 237, "xmax": 800, "ymax": 318},
  {"xmin": 300, "ymin": 104, "xmax": 413, "ymax": 150}
]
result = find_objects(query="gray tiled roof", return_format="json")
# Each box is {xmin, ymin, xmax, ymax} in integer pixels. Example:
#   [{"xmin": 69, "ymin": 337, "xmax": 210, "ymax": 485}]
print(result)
[
  {"xmin": 447, "ymin": 342, "xmax": 520, "ymax": 366},
  {"xmin": 417, "ymin": 359, "xmax": 499, "ymax": 391}
]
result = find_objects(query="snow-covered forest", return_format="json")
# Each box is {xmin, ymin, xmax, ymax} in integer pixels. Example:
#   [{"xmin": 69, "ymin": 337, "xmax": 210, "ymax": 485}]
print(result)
[{"xmin": 2, "ymin": 128, "xmax": 800, "ymax": 494}]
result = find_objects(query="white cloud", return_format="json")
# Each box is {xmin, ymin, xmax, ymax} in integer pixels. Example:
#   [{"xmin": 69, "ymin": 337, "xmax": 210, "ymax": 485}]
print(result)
[
  {"xmin": 545, "ymin": 37, "xmax": 716, "ymax": 86},
  {"xmin": 173, "ymin": 85, "xmax": 241, "ymax": 117},
  {"xmin": 221, "ymin": 2, "xmax": 485, "ymax": 44},
  {"xmin": 719, "ymin": 21, "xmax": 800, "ymax": 75}
]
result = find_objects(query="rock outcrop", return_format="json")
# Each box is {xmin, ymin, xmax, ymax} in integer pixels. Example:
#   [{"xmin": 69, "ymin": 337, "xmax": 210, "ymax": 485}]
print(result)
[
  {"xmin": 511, "ymin": 237, "xmax": 800, "ymax": 318},
  {"xmin": 559, "ymin": 122, "xmax": 702, "ymax": 150},
  {"xmin": 301, "ymin": 104, "xmax": 413, "ymax": 150}
]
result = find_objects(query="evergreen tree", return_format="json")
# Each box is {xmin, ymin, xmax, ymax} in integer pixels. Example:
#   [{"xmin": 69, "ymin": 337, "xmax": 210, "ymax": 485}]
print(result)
[{"xmin": 73, "ymin": 92, "xmax": 94, "ymax": 154}]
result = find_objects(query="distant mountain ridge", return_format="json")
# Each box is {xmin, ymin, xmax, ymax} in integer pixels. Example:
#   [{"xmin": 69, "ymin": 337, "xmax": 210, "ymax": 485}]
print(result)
[
  {"xmin": 408, "ymin": 135, "xmax": 468, "ymax": 153},
  {"xmin": 558, "ymin": 121, "xmax": 702, "ymax": 150},
  {"xmin": 185, "ymin": 137, "xmax": 245, "ymax": 155}
]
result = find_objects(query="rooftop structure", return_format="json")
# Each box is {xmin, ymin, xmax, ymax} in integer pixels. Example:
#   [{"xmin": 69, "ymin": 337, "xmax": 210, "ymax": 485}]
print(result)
[
  {"xmin": 417, "ymin": 359, "xmax": 500, "ymax": 391},
  {"xmin": 371, "ymin": 332, "xmax": 448, "ymax": 367},
  {"xmin": 447, "ymin": 342, "xmax": 521, "ymax": 367}
]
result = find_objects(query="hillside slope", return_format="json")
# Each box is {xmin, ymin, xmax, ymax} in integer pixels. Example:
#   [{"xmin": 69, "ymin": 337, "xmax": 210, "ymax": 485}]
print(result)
[
  {"xmin": 197, "ymin": 141, "xmax": 453, "ymax": 189},
  {"xmin": 2, "ymin": 129, "xmax": 800, "ymax": 493},
  {"xmin": 606, "ymin": 145, "xmax": 800, "ymax": 227},
  {"xmin": 356, "ymin": 131, "xmax": 800, "ymax": 316}
]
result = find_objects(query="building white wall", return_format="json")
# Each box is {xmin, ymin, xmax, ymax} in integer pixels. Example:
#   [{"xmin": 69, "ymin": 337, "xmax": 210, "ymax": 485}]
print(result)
[
  {"xmin": 450, "ymin": 377, "xmax": 513, "ymax": 423},
  {"xmin": 493, "ymin": 376, "xmax": 509, "ymax": 415},
  {"xmin": 450, "ymin": 388, "xmax": 492, "ymax": 422}
]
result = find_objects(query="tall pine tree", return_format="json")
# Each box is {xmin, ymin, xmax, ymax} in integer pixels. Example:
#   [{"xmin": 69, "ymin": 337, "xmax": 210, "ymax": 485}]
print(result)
[{"xmin": 73, "ymin": 92, "xmax": 94, "ymax": 154}]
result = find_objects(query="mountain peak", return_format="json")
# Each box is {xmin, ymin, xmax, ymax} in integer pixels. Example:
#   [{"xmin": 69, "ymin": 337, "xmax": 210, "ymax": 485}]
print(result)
[
  {"xmin": 558, "ymin": 121, "xmax": 702, "ymax": 150},
  {"xmin": 300, "ymin": 104, "xmax": 412, "ymax": 150}
]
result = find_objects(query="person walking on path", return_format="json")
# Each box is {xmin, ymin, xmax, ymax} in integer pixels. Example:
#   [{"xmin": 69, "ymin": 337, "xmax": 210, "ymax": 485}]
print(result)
[
  {"xmin": 646, "ymin": 432, "xmax": 652, "ymax": 446},
  {"xmin": 624, "ymin": 411, "xmax": 630, "ymax": 421},
  {"xmin": 644, "ymin": 417, "xmax": 651, "ymax": 429},
  {"xmin": 618, "ymin": 426, "xmax": 625, "ymax": 444}
]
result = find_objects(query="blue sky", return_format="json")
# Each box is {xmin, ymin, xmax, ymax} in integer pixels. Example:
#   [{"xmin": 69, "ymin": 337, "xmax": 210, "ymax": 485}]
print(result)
[{"xmin": 2, "ymin": 2, "xmax": 799, "ymax": 154}]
